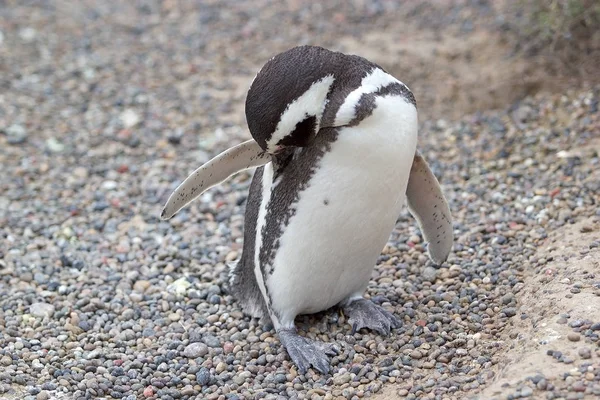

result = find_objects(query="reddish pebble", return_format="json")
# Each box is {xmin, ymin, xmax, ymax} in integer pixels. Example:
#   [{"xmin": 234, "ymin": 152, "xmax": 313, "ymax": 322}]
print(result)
[
  {"xmin": 117, "ymin": 165, "xmax": 129, "ymax": 173},
  {"xmin": 550, "ymin": 188, "xmax": 560, "ymax": 198},
  {"xmin": 416, "ymin": 319, "xmax": 427, "ymax": 327},
  {"xmin": 223, "ymin": 342, "xmax": 234, "ymax": 354},
  {"xmin": 143, "ymin": 386, "xmax": 154, "ymax": 398},
  {"xmin": 118, "ymin": 129, "xmax": 132, "ymax": 139},
  {"xmin": 333, "ymin": 13, "xmax": 346, "ymax": 23},
  {"xmin": 114, "ymin": 359, "xmax": 123, "ymax": 366}
]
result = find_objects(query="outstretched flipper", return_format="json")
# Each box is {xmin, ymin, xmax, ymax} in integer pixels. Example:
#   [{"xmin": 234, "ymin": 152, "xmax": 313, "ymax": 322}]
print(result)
[
  {"xmin": 161, "ymin": 139, "xmax": 271, "ymax": 219},
  {"xmin": 406, "ymin": 151, "xmax": 453, "ymax": 264}
]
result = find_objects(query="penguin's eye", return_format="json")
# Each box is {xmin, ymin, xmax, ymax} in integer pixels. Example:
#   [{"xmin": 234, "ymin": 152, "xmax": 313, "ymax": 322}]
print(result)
[{"xmin": 276, "ymin": 115, "xmax": 317, "ymax": 148}]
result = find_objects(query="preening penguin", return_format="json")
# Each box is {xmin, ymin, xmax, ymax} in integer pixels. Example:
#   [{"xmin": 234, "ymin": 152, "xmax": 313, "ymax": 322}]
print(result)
[{"xmin": 161, "ymin": 45, "xmax": 453, "ymax": 374}]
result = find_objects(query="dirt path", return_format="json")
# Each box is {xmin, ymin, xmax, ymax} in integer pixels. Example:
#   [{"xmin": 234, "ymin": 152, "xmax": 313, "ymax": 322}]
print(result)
[{"xmin": 480, "ymin": 218, "xmax": 600, "ymax": 399}]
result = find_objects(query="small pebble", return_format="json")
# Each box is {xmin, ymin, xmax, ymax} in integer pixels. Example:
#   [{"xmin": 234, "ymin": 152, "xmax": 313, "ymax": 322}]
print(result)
[
  {"xmin": 183, "ymin": 343, "xmax": 208, "ymax": 358},
  {"xmin": 29, "ymin": 303, "xmax": 55, "ymax": 318},
  {"xmin": 567, "ymin": 333, "xmax": 580, "ymax": 342},
  {"xmin": 36, "ymin": 391, "xmax": 49, "ymax": 400},
  {"xmin": 143, "ymin": 386, "xmax": 154, "ymax": 398},
  {"xmin": 520, "ymin": 386, "xmax": 533, "ymax": 397},
  {"xmin": 578, "ymin": 348, "xmax": 592, "ymax": 359},
  {"xmin": 196, "ymin": 368, "xmax": 211, "ymax": 386}
]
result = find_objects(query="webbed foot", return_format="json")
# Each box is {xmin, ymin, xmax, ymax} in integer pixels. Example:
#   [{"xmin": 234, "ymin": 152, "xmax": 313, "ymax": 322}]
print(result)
[
  {"xmin": 343, "ymin": 298, "xmax": 401, "ymax": 335},
  {"xmin": 278, "ymin": 328, "xmax": 338, "ymax": 374}
]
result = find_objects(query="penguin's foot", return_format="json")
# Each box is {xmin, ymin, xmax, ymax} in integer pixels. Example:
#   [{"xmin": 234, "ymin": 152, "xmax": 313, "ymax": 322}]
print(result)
[
  {"xmin": 343, "ymin": 298, "xmax": 401, "ymax": 335},
  {"xmin": 278, "ymin": 328, "xmax": 338, "ymax": 374}
]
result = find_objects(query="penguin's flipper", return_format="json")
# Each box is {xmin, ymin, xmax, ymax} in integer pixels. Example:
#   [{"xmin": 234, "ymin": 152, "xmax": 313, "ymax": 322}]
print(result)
[
  {"xmin": 406, "ymin": 150, "xmax": 453, "ymax": 265},
  {"xmin": 161, "ymin": 139, "xmax": 270, "ymax": 220}
]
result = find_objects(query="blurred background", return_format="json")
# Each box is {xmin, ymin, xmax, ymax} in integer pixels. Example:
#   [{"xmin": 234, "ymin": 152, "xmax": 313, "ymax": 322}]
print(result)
[
  {"xmin": 1, "ymin": 1, "xmax": 599, "ymax": 400},
  {"xmin": 1, "ymin": 0, "xmax": 599, "ymax": 146}
]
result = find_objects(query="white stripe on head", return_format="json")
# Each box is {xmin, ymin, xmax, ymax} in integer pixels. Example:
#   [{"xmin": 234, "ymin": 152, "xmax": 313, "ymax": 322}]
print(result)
[
  {"xmin": 266, "ymin": 75, "xmax": 335, "ymax": 153},
  {"xmin": 334, "ymin": 68, "xmax": 409, "ymax": 126}
]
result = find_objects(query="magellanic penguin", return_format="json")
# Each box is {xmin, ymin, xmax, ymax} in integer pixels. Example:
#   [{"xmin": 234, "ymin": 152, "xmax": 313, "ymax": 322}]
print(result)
[{"xmin": 161, "ymin": 45, "xmax": 453, "ymax": 374}]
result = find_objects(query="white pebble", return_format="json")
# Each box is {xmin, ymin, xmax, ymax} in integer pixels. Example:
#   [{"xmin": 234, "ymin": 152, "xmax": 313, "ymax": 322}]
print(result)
[
  {"xmin": 120, "ymin": 109, "xmax": 141, "ymax": 128},
  {"xmin": 29, "ymin": 303, "xmax": 55, "ymax": 318}
]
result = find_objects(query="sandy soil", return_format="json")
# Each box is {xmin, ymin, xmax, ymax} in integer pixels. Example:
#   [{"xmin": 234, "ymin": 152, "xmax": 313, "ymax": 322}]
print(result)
[
  {"xmin": 337, "ymin": 30, "xmax": 541, "ymax": 122},
  {"xmin": 479, "ymin": 218, "xmax": 600, "ymax": 399}
]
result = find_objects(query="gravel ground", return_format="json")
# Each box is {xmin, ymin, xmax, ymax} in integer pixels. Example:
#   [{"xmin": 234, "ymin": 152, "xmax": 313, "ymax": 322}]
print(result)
[{"xmin": 1, "ymin": 1, "xmax": 599, "ymax": 400}]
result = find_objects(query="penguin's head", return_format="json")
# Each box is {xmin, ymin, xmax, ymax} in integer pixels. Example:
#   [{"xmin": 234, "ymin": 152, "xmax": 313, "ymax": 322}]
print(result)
[{"xmin": 245, "ymin": 46, "xmax": 337, "ymax": 154}]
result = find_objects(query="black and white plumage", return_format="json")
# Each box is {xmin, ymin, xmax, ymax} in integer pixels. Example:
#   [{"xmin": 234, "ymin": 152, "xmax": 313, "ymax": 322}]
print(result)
[{"xmin": 161, "ymin": 45, "xmax": 453, "ymax": 374}]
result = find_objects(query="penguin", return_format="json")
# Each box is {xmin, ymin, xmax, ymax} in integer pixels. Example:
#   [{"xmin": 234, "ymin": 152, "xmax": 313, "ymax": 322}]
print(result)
[{"xmin": 161, "ymin": 45, "xmax": 453, "ymax": 374}]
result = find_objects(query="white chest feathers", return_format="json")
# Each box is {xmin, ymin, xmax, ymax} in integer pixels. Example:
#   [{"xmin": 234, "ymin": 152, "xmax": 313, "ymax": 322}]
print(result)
[{"xmin": 261, "ymin": 95, "xmax": 418, "ymax": 328}]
